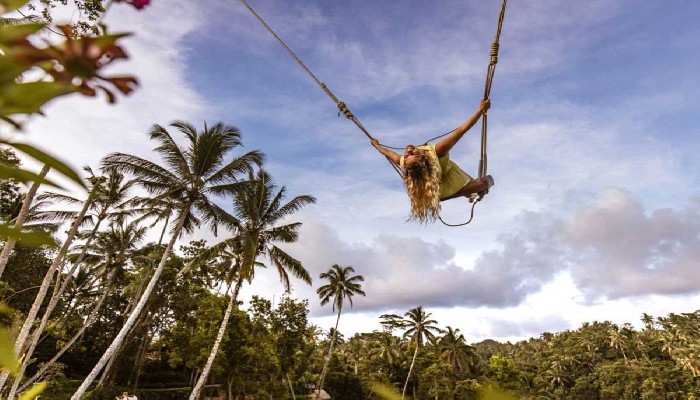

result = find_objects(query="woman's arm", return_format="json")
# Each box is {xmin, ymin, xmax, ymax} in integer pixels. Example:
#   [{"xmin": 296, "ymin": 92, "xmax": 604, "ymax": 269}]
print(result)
[
  {"xmin": 434, "ymin": 99, "xmax": 490, "ymax": 157},
  {"xmin": 371, "ymin": 139, "xmax": 402, "ymax": 164}
]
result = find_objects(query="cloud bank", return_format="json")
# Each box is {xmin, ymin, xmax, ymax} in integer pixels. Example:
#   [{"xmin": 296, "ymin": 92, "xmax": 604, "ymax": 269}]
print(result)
[{"xmin": 271, "ymin": 188, "xmax": 700, "ymax": 317}]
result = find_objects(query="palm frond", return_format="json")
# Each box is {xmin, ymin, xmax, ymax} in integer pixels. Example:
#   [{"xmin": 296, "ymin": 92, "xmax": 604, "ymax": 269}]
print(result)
[
  {"xmin": 266, "ymin": 194, "xmax": 316, "ymax": 224},
  {"xmin": 205, "ymin": 150, "xmax": 263, "ymax": 185},
  {"xmin": 148, "ymin": 123, "xmax": 192, "ymax": 182},
  {"xmin": 269, "ymin": 245, "xmax": 311, "ymax": 285}
]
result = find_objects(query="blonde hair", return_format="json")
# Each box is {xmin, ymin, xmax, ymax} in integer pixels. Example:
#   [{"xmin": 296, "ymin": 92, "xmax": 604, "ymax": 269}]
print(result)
[{"xmin": 403, "ymin": 154, "xmax": 441, "ymax": 223}]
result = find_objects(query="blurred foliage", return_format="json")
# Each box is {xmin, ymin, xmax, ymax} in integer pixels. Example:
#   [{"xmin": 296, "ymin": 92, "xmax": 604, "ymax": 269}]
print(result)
[{"xmin": 0, "ymin": 303, "xmax": 47, "ymax": 399}]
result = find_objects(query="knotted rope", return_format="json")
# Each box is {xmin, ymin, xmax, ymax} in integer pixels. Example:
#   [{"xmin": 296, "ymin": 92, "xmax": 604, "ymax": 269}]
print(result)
[{"xmin": 238, "ymin": 0, "xmax": 403, "ymax": 177}]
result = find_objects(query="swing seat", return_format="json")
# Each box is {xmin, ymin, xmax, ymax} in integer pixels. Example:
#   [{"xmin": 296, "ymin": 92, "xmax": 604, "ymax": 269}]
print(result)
[{"xmin": 440, "ymin": 175, "xmax": 494, "ymax": 202}]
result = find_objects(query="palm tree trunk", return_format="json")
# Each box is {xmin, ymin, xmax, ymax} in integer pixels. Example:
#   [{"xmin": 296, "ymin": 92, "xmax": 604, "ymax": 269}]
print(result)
[
  {"xmin": 0, "ymin": 165, "xmax": 50, "ymax": 279},
  {"xmin": 97, "ymin": 347, "xmax": 119, "ymax": 387},
  {"xmin": 227, "ymin": 376, "xmax": 234, "ymax": 400},
  {"xmin": 157, "ymin": 213, "xmax": 170, "ymax": 245},
  {"xmin": 100, "ymin": 259, "xmax": 157, "ymax": 389},
  {"xmin": 0, "ymin": 185, "xmax": 97, "ymax": 392},
  {"xmin": 286, "ymin": 372, "xmax": 295, "ymax": 400},
  {"xmin": 7, "ymin": 217, "xmax": 105, "ymax": 399},
  {"xmin": 17, "ymin": 269, "xmax": 116, "ymax": 393},
  {"xmin": 72, "ymin": 207, "xmax": 190, "ymax": 400},
  {"xmin": 402, "ymin": 344, "xmax": 419, "ymax": 400},
  {"xmin": 316, "ymin": 310, "xmax": 341, "ymax": 398},
  {"xmin": 189, "ymin": 279, "xmax": 242, "ymax": 400}
]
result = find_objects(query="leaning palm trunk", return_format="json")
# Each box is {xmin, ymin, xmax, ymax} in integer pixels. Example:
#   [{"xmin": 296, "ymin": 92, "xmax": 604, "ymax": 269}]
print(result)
[
  {"xmin": 72, "ymin": 208, "xmax": 189, "ymax": 399},
  {"xmin": 7, "ymin": 217, "xmax": 105, "ymax": 399},
  {"xmin": 0, "ymin": 165, "xmax": 50, "ymax": 279},
  {"xmin": 316, "ymin": 311, "xmax": 341, "ymax": 398},
  {"xmin": 189, "ymin": 279, "xmax": 242, "ymax": 400},
  {"xmin": 17, "ymin": 269, "xmax": 116, "ymax": 393},
  {"xmin": 402, "ymin": 344, "xmax": 419, "ymax": 400},
  {"xmin": 96, "ymin": 258, "xmax": 154, "ymax": 388},
  {"xmin": 0, "ymin": 186, "xmax": 97, "ymax": 392}
]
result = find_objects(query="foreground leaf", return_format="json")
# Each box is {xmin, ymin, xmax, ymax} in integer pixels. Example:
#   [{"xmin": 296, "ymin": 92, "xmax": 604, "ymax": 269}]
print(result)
[
  {"xmin": 371, "ymin": 383, "xmax": 401, "ymax": 400},
  {"xmin": 0, "ymin": 328, "xmax": 18, "ymax": 375},
  {"xmin": 0, "ymin": 0, "xmax": 29, "ymax": 14},
  {"xmin": 0, "ymin": 81, "xmax": 76, "ymax": 117},
  {"xmin": 0, "ymin": 223, "xmax": 56, "ymax": 247},
  {"xmin": 1, "ymin": 140, "xmax": 85, "ymax": 188},
  {"xmin": 0, "ymin": 164, "xmax": 59, "ymax": 187},
  {"xmin": 19, "ymin": 381, "xmax": 46, "ymax": 400}
]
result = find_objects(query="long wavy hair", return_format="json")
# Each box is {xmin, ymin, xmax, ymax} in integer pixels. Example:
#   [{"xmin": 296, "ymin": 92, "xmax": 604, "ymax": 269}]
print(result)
[{"xmin": 403, "ymin": 154, "xmax": 441, "ymax": 223}]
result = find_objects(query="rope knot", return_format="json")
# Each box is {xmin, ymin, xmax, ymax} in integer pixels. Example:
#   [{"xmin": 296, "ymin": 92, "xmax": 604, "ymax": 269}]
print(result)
[
  {"xmin": 337, "ymin": 101, "xmax": 354, "ymax": 119},
  {"xmin": 490, "ymin": 42, "xmax": 499, "ymax": 64}
]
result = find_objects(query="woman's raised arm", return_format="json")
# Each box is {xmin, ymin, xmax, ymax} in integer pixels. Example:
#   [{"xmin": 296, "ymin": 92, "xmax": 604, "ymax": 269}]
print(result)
[
  {"xmin": 435, "ymin": 99, "xmax": 490, "ymax": 157},
  {"xmin": 371, "ymin": 139, "xmax": 402, "ymax": 164}
]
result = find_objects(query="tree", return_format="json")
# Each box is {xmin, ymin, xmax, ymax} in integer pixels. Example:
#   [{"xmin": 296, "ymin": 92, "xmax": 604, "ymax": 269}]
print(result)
[
  {"xmin": 16, "ymin": 221, "xmax": 147, "ymax": 393},
  {"xmin": 438, "ymin": 327, "xmax": 477, "ymax": 376},
  {"xmin": 382, "ymin": 306, "xmax": 442, "ymax": 400},
  {"xmin": 6, "ymin": 168, "xmax": 136, "ymax": 398},
  {"xmin": 0, "ymin": 164, "xmax": 50, "ymax": 280},
  {"xmin": 315, "ymin": 264, "xmax": 365, "ymax": 397},
  {"xmin": 72, "ymin": 120, "xmax": 262, "ymax": 399},
  {"xmin": 188, "ymin": 169, "xmax": 314, "ymax": 400},
  {"xmin": 0, "ymin": 173, "xmax": 104, "ymax": 392}
]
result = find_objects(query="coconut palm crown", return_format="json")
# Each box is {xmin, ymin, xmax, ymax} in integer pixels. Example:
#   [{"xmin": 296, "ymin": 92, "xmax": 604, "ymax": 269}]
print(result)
[
  {"xmin": 101, "ymin": 120, "xmax": 264, "ymax": 237},
  {"xmin": 191, "ymin": 168, "xmax": 315, "ymax": 288},
  {"xmin": 317, "ymin": 264, "xmax": 366, "ymax": 313}
]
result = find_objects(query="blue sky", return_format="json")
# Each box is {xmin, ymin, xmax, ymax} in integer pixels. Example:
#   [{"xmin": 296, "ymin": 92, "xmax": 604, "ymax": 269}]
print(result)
[{"xmin": 15, "ymin": 0, "xmax": 700, "ymax": 342}]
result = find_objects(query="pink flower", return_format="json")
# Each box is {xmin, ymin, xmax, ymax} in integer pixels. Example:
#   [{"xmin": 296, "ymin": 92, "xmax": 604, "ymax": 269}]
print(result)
[{"xmin": 128, "ymin": 0, "xmax": 150, "ymax": 10}]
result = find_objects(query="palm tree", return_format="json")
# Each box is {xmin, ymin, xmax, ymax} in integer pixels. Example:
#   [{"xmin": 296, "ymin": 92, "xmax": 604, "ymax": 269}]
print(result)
[
  {"xmin": 315, "ymin": 264, "xmax": 365, "ymax": 397},
  {"xmin": 188, "ymin": 169, "xmax": 314, "ymax": 400},
  {"xmin": 606, "ymin": 325, "xmax": 628, "ymax": 362},
  {"xmin": 388, "ymin": 306, "xmax": 442, "ymax": 400},
  {"xmin": 0, "ymin": 173, "xmax": 104, "ymax": 392},
  {"xmin": 16, "ymin": 221, "xmax": 147, "ymax": 393},
  {"xmin": 72, "ymin": 120, "xmax": 263, "ymax": 399},
  {"xmin": 4, "ymin": 168, "xmax": 136, "ymax": 397},
  {"xmin": 0, "ymin": 164, "xmax": 50, "ymax": 279},
  {"xmin": 5, "ymin": 168, "xmax": 136, "ymax": 395},
  {"xmin": 438, "ymin": 327, "xmax": 476, "ymax": 375},
  {"xmin": 368, "ymin": 331, "xmax": 402, "ymax": 378}
]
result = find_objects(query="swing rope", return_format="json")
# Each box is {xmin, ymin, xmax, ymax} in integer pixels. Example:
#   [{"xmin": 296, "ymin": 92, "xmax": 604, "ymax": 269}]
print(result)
[
  {"xmin": 438, "ymin": 0, "xmax": 507, "ymax": 227},
  {"xmin": 239, "ymin": 0, "xmax": 507, "ymax": 226},
  {"xmin": 238, "ymin": 0, "xmax": 403, "ymax": 178}
]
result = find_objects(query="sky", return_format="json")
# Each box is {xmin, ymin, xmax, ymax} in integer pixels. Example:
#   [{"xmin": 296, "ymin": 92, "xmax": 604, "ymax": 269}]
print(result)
[{"xmin": 11, "ymin": 0, "xmax": 700, "ymax": 343}]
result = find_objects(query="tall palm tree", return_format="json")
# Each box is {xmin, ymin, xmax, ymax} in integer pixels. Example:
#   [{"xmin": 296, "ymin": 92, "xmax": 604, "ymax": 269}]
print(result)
[
  {"xmin": 315, "ymin": 264, "xmax": 365, "ymax": 397},
  {"xmin": 16, "ymin": 221, "xmax": 147, "ymax": 393},
  {"xmin": 0, "ymin": 173, "xmax": 104, "ymax": 392},
  {"xmin": 385, "ymin": 306, "xmax": 442, "ymax": 400},
  {"xmin": 72, "ymin": 120, "xmax": 263, "ymax": 399},
  {"xmin": 5, "ymin": 168, "xmax": 136, "ymax": 398},
  {"xmin": 188, "ymin": 169, "xmax": 314, "ymax": 400}
]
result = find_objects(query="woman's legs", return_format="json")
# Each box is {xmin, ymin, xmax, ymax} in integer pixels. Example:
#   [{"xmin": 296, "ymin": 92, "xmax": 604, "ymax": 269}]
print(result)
[{"xmin": 441, "ymin": 175, "xmax": 494, "ymax": 201}]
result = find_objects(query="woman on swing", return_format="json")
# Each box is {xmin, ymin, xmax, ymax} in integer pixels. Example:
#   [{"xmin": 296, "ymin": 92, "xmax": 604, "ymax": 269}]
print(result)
[{"xmin": 371, "ymin": 99, "xmax": 494, "ymax": 223}]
